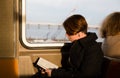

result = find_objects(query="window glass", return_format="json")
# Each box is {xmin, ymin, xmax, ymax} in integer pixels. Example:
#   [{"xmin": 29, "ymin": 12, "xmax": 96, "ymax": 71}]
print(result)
[{"xmin": 21, "ymin": 0, "xmax": 120, "ymax": 47}]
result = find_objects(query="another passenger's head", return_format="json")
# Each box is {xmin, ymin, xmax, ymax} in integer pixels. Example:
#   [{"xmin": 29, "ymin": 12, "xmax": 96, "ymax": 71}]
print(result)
[
  {"xmin": 63, "ymin": 14, "xmax": 88, "ymax": 42},
  {"xmin": 100, "ymin": 12, "xmax": 120, "ymax": 38}
]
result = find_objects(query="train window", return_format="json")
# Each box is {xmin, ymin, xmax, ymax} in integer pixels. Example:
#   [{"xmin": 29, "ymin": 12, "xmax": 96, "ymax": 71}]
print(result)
[{"xmin": 20, "ymin": 0, "xmax": 120, "ymax": 48}]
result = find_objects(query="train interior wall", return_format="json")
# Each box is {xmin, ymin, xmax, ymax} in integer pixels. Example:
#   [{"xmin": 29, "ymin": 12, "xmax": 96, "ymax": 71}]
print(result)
[
  {"xmin": 0, "ymin": 0, "xmax": 19, "ymax": 78},
  {"xmin": 0, "ymin": 0, "xmax": 120, "ymax": 78}
]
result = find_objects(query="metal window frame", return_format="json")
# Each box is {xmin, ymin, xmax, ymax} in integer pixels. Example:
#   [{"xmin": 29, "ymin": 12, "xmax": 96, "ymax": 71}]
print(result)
[{"xmin": 19, "ymin": 0, "xmax": 65, "ymax": 49}]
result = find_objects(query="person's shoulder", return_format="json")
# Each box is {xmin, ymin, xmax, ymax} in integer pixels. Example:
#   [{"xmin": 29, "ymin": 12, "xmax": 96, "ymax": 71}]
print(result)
[
  {"xmin": 61, "ymin": 43, "xmax": 72, "ymax": 52},
  {"xmin": 105, "ymin": 34, "xmax": 120, "ymax": 43}
]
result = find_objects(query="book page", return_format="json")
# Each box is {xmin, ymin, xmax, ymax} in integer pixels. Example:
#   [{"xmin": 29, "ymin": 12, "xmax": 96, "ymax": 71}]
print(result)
[{"xmin": 37, "ymin": 57, "xmax": 58, "ymax": 69}]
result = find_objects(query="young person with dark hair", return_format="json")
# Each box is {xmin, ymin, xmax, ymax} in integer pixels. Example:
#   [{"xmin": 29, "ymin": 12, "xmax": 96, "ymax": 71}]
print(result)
[{"xmin": 43, "ymin": 14, "xmax": 104, "ymax": 78}]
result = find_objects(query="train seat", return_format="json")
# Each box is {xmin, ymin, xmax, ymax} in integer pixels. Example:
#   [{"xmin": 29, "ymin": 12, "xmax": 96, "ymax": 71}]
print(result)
[
  {"xmin": 101, "ymin": 57, "xmax": 120, "ymax": 78},
  {"xmin": 105, "ymin": 57, "xmax": 120, "ymax": 78}
]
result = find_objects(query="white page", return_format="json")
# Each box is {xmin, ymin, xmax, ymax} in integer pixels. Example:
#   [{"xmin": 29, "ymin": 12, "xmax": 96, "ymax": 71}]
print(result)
[{"xmin": 37, "ymin": 57, "xmax": 58, "ymax": 69}]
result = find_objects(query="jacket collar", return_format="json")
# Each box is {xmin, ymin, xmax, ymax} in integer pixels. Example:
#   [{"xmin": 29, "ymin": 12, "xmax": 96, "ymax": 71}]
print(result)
[{"xmin": 77, "ymin": 32, "xmax": 98, "ymax": 48}]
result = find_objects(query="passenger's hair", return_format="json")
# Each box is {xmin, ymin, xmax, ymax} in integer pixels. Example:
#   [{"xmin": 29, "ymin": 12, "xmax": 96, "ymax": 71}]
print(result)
[
  {"xmin": 100, "ymin": 12, "xmax": 120, "ymax": 38},
  {"xmin": 63, "ymin": 14, "xmax": 88, "ymax": 35}
]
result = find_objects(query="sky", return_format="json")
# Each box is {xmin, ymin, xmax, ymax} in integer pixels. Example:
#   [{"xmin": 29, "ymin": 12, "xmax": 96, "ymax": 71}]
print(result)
[{"xmin": 26, "ymin": 0, "xmax": 120, "ymax": 26}]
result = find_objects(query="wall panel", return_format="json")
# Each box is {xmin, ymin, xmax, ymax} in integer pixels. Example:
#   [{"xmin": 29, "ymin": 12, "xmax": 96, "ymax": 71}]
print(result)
[{"xmin": 0, "ymin": 0, "xmax": 15, "ymax": 57}]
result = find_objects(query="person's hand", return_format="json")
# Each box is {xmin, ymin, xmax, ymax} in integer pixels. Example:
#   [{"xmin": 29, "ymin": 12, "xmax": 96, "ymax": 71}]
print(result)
[
  {"xmin": 41, "ymin": 69, "xmax": 46, "ymax": 75},
  {"xmin": 45, "ymin": 69, "xmax": 52, "ymax": 77}
]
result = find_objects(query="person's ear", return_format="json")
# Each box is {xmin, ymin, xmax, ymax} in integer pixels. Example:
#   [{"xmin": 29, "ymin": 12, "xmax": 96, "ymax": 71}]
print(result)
[
  {"xmin": 78, "ymin": 33, "xmax": 80, "ymax": 37},
  {"xmin": 77, "ymin": 32, "xmax": 81, "ymax": 37}
]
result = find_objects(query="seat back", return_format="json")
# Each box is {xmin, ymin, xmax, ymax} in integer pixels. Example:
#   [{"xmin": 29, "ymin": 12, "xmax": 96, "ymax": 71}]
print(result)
[{"xmin": 105, "ymin": 60, "xmax": 120, "ymax": 78}]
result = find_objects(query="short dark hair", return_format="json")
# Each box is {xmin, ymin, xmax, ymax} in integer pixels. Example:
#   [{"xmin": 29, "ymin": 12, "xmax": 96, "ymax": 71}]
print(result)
[
  {"xmin": 63, "ymin": 14, "xmax": 88, "ymax": 35},
  {"xmin": 100, "ymin": 12, "xmax": 120, "ymax": 38}
]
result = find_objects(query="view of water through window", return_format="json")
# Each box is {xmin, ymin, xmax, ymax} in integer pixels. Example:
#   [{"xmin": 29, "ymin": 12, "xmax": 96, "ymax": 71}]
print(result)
[{"xmin": 25, "ymin": 0, "xmax": 120, "ymax": 44}]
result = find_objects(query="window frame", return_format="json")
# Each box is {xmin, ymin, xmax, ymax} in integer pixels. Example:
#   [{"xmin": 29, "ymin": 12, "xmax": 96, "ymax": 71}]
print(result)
[{"xmin": 19, "ymin": 0, "xmax": 65, "ymax": 49}]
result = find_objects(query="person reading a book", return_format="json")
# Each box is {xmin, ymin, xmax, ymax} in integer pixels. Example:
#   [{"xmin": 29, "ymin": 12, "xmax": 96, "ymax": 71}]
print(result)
[{"xmin": 43, "ymin": 14, "xmax": 104, "ymax": 78}]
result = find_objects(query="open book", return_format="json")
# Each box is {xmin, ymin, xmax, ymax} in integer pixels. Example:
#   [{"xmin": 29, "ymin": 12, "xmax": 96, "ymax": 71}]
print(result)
[{"xmin": 34, "ymin": 57, "xmax": 58, "ymax": 69}]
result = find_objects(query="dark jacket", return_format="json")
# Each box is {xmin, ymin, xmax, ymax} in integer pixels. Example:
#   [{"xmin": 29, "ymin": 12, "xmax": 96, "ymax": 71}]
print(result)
[{"xmin": 51, "ymin": 32, "xmax": 104, "ymax": 78}]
